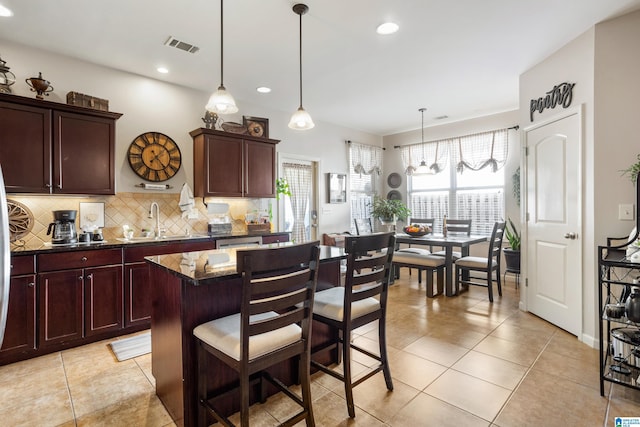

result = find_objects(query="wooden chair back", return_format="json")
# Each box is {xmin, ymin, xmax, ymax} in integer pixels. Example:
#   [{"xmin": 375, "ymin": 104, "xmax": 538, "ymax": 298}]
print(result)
[
  {"xmin": 236, "ymin": 241, "xmax": 321, "ymax": 363},
  {"xmin": 354, "ymin": 217, "xmax": 373, "ymax": 235},
  {"xmin": 408, "ymin": 218, "xmax": 435, "ymax": 229},
  {"xmin": 343, "ymin": 232, "xmax": 396, "ymax": 321},
  {"xmin": 487, "ymin": 221, "xmax": 506, "ymax": 267},
  {"xmin": 446, "ymin": 218, "xmax": 472, "ymax": 235}
]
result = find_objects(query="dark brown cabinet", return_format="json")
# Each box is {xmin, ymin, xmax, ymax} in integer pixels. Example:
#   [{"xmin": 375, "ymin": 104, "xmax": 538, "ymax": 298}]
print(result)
[
  {"xmin": 261, "ymin": 233, "xmax": 290, "ymax": 244},
  {"xmin": 38, "ymin": 269, "xmax": 85, "ymax": 347},
  {"xmin": 0, "ymin": 93, "xmax": 122, "ymax": 194},
  {"xmin": 38, "ymin": 248, "xmax": 123, "ymax": 348},
  {"xmin": 191, "ymin": 128, "xmax": 279, "ymax": 198},
  {"xmin": 123, "ymin": 239, "xmax": 216, "ymax": 328},
  {"xmin": 0, "ymin": 256, "xmax": 36, "ymax": 363},
  {"xmin": 124, "ymin": 263, "xmax": 152, "ymax": 328},
  {"xmin": 84, "ymin": 264, "xmax": 123, "ymax": 337}
]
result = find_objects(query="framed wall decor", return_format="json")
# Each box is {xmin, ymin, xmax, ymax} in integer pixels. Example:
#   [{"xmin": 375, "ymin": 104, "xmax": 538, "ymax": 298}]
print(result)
[
  {"xmin": 79, "ymin": 202, "xmax": 105, "ymax": 230},
  {"xmin": 327, "ymin": 173, "xmax": 347, "ymax": 204},
  {"xmin": 243, "ymin": 116, "xmax": 269, "ymax": 138}
]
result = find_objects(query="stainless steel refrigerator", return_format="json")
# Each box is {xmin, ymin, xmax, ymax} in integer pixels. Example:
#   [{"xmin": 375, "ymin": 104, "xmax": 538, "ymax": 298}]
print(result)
[{"xmin": 0, "ymin": 165, "xmax": 10, "ymax": 347}]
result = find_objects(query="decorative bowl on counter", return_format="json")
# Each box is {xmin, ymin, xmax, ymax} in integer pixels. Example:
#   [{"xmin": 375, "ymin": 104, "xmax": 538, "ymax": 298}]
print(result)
[{"xmin": 403, "ymin": 225, "xmax": 431, "ymax": 237}]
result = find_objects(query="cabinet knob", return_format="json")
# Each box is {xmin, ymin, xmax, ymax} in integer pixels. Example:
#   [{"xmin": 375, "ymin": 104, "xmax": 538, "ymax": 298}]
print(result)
[
  {"xmin": 81, "ymin": 256, "xmax": 88, "ymax": 262},
  {"xmin": 44, "ymin": 184, "xmax": 51, "ymax": 188},
  {"xmin": 28, "ymin": 282, "xmax": 35, "ymax": 288},
  {"xmin": 85, "ymin": 274, "xmax": 93, "ymax": 280},
  {"xmin": 78, "ymin": 276, "xmax": 83, "ymax": 281}
]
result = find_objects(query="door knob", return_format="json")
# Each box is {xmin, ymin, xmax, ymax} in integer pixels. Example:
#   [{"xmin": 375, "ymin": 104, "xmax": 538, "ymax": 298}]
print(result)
[{"xmin": 564, "ymin": 232, "xmax": 577, "ymax": 240}]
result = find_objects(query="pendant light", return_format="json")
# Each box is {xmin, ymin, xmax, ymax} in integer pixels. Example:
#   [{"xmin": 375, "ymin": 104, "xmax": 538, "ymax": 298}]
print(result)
[
  {"xmin": 288, "ymin": 3, "xmax": 315, "ymax": 130},
  {"xmin": 205, "ymin": 0, "xmax": 238, "ymax": 114},
  {"xmin": 415, "ymin": 108, "xmax": 430, "ymax": 174}
]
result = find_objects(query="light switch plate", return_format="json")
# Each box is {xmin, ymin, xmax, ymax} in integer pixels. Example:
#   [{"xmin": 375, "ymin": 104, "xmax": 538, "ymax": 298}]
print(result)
[{"xmin": 619, "ymin": 204, "xmax": 635, "ymax": 220}]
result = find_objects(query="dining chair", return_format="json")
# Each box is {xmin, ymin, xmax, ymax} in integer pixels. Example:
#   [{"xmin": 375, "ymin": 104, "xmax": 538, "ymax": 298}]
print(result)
[
  {"xmin": 454, "ymin": 221, "xmax": 506, "ymax": 302},
  {"xmin": 310, "ymin": 232, "xmax": 396, "ymax": 418},
  {"xmin": 432, "ymin": 218, "xmax": 472, "ymax": 260},
  {"xmin": 193, "ymin": 241, "xmax": 321, "ymax": 427},
  {"xmin": 353, "ymin": 217, "xmax": 373, "ymax": 235}
]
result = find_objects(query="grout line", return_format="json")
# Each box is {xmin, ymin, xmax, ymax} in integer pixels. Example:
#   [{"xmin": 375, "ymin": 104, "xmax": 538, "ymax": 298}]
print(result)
[
  {"xmin": 59, "ymin": 350, "xmax": 79, "ymax": 426},
  {"xmin": 490, "ymin": 328, "xmax": 557, "ymax": 424}
]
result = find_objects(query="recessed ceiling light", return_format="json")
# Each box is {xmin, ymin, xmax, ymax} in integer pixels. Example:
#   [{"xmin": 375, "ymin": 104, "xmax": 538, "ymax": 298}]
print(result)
[
  {"xmin": 0, "ymin": 4, "xmax": 14, "ymax": 17},
  {"xmin": 256, "ymin": 87, "xmax": 271, "ymax": 94},
  {"xmin": 157, "ymin": 67, "xmax": 169, "ymax": 74},
  {"xmin": 376, "ymin": 22, "xmax": 399, "ymax": 35}
]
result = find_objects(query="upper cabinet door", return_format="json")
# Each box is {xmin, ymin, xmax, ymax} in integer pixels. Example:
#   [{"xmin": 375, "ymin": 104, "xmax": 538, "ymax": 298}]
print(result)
[
  {"xmin": 245, "ymin": 139, "xmax": 275, "ymax": 197},
  {"xmin": 53, "ymin": 111, "xmax": 116, "ymax": 195},
  {"xmin": 204, "ymin": 134, "xmax": 244, "ymax": 197},
  {"xmin": 191, "ymin": 128, "xmax": 279, "ymax": 198},
  {"xmin": 0, "ymin": 101, "xmax": 52, "ymax": 193}
]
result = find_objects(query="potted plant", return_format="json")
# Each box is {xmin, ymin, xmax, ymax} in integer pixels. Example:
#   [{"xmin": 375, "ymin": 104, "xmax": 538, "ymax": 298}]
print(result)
[
  {"xmin": 370, "ymin": 195, "xmax": 411, "ymax": 227},
  {"xmin": 503, "ymin": 218, "xmax": 521, "ymax": 272},
  {"xmin": 621, "ymin": 154, "xmax": 640, "ymax": 184}
]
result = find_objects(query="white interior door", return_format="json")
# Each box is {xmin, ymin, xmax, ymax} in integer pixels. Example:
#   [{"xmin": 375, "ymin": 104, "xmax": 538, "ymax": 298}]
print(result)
[
  {"xmin": 525, "ymin": 109, "xmax": 582, "ymax": 336},
  {"xmin": 278, "ymin": 156, "xmax": 318, "ymax": 243}
]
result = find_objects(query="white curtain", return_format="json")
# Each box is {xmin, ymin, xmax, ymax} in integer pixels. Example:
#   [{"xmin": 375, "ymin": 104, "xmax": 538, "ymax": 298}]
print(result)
[
  {"xmin": 400, "ymin": 140, "xmax": 450, "ymax": 175},
  {"xmin": 453, "ymin": 129, "xmax": 509, "ymax": 173},
  {"xmin": 283, "ymin": 162, "xmax": 312, "ymax": 243},
  {"xmin": 350, "ymin": 142, "xmax": 382, "ymax": 176}
]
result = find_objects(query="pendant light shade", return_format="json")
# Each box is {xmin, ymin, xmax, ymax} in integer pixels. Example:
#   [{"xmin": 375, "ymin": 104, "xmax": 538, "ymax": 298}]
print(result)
[
  {"xmin": 206, "ymin": 0, "xmax": 238, "ymax": 115},
  {"xmin": 206, "ymin": 85, "xmax": 237, "ymax": 114},
  {"xmin": 289, "ymin": 3, "xmax": 314, "ymax": 130}
]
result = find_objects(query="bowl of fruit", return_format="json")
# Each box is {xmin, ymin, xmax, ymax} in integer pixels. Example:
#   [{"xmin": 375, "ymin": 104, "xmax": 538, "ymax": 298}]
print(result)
[{"xmin": 403, "ymin": 224, "xmax": 432, "ymax": 237}]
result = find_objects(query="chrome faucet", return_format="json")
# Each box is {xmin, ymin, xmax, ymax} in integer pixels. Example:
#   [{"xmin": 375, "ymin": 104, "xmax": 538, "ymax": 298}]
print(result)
[{"xmin": 149, "ymin": 202, "xmax": 161, "ymax": 238}]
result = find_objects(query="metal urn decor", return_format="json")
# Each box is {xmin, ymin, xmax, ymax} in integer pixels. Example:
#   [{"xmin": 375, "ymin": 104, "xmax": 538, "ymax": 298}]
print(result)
[
  {"xmin": 25, "ymin": 72, "xmax": 54, "ymax": 99},
  {"xmin": 0, "ymin": 55, "xmax": 16, "ymax": 94}
]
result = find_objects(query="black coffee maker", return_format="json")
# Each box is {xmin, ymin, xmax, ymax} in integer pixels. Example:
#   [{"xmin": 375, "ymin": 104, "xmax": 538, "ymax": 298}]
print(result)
[{"xmin": 47, "ymin": 210, "xmax": 78, "ymax": 244}]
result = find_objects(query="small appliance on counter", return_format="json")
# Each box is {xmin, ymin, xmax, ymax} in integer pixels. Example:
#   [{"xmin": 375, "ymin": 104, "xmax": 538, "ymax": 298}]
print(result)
[
  {"xmin": 207, "ymin": 202, "xmax": 232, "ymax": 236},
  {"xmin": 47, "ymin": 210, "xmax": 78, "ymax": 244}
]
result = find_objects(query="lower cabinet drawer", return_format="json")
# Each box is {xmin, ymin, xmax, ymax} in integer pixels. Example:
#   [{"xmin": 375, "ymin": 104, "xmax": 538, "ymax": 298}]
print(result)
[
  {"xmin": 38, "ymin": 248, "xmax": 123, "ymax": 271},
  {"xmin": 11, "ymin": 255, "xmax": 36, "ymax": 276}
]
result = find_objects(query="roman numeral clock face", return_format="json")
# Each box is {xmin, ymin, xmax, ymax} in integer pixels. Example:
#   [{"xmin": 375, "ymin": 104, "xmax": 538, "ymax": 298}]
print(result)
[{"xmin": 127, "ymin": 132, "xmax": 182, "ymax": 182}]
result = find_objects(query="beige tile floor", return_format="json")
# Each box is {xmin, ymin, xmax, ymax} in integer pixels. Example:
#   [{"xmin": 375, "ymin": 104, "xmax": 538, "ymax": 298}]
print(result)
[{"xmin": 1, "ymin": 273, "xmax": 639, "ymax": 426}]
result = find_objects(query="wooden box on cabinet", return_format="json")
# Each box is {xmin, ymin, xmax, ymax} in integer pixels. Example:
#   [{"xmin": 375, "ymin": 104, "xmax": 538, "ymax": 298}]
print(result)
[
  {"xmin": 191, "ymin": 128, "xmax": 279, "ymax": 198},
  {"xmin": 0, "ymin": 93, "xmax": 122, "ymax": 194}
]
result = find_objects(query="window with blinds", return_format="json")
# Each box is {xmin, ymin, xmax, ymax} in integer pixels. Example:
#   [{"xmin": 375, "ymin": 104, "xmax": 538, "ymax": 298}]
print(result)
[{"xmin": 409, "ymin": 152, "xmax": 504, "ymax": 236}]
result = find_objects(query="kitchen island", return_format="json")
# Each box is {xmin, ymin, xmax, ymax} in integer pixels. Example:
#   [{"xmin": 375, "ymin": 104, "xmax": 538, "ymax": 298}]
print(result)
[{"xmin": 146, "ymin": 244, "xmax": 345, "ymax": 427}]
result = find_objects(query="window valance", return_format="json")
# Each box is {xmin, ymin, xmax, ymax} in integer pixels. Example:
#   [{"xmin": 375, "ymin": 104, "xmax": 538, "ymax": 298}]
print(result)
[
  {"xmin": 454, "ymin": 129, "xmax": 508, "ymax": 173},
  {"xmin": 350, "ymin": 142, "xmax": 382, "ymax": 176},
  {"xmin": 399, "ymin": 139, "xmax": 451, "ymax": 175},
  {"xmin": 398, "ymin": 128, "xmax": 509, "ymax": 175}
]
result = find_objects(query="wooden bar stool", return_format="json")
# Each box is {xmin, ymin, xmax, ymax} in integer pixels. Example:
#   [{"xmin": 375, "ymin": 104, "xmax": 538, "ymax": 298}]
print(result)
[
  {"xmin": 310, "ymin": 232, "xmax": 396, "ymax": 418},
  {"xmin": 193, "ymin": 241, "xmax": 321, "ymax": 427}
]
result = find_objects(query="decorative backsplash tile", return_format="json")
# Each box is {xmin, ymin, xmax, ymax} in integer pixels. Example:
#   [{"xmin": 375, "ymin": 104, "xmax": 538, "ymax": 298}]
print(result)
[{"xmin": 8, "ymin": 192, "xmax": 273, "ymax": 247}]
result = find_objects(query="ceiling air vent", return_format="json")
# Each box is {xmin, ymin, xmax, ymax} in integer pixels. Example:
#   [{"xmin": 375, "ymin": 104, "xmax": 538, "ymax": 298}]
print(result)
[{"xmin": 164, "ymin": 36, "xmax": 200, "ymax": 54}]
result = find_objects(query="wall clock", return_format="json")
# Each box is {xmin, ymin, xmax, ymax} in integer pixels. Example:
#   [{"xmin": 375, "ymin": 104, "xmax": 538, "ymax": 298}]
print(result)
[{"xmin": 127, "ymin": 132, "xmax": 182, "ymax": 182}]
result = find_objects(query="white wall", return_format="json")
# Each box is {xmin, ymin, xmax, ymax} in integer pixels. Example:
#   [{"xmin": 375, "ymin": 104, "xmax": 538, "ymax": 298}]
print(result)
[
  {"xmin": 520, "ymin": 28, "xmax": 596, "ymax": 344},
  {"xmin": 1, "ymin": 39, "xmax": 382, "ymax": 237},
  {"xmin": 519, "ymin": 9, "xmax": 640, "ymax": 346}
]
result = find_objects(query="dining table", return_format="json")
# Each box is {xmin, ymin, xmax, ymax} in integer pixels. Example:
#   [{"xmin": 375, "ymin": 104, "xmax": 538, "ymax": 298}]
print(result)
[{"xmin": 394, "ymin": 233, "xmax": 488, "ymax": 296}]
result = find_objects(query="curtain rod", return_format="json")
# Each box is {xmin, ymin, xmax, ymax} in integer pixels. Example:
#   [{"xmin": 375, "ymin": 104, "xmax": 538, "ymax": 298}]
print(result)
[
  {"xmin": 392, "ymin": 125, "xmax": 520, "ymax": 149},
  {"xmin": 345, "ymin": 140, "xmax": 385, "ymax": 150}
]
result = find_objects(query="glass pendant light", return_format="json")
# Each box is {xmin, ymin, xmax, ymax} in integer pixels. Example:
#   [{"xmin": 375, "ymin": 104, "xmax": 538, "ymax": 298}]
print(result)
[
  {"xmin": 415, "ymin": 108, "xmax": 430, "ymax": 174},
  {"xmin": 288, "ymin": 4, "xmax": 314, "ymax": 130},
  {"xmin": 205, "ymin": 0, "xmax": 238, "ymax": 114}
]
